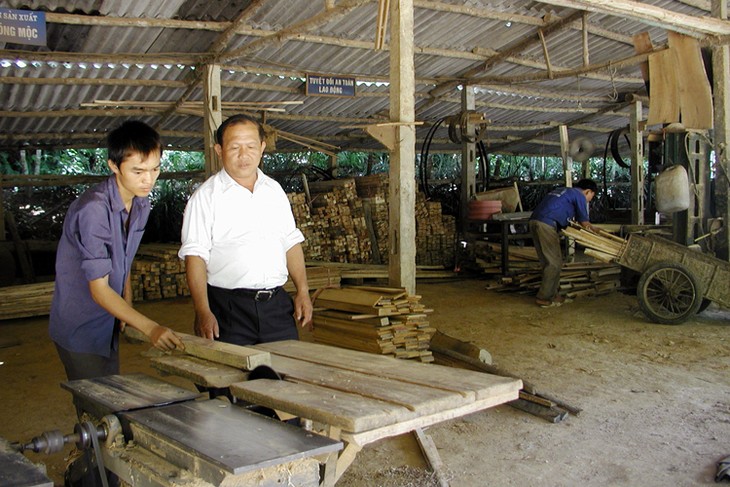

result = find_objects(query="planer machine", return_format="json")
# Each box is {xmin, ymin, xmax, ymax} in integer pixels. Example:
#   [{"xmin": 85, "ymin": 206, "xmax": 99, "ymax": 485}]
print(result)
[{"xmin": 2, "ymin": 373, "xmax": 342, "ymax": 487}]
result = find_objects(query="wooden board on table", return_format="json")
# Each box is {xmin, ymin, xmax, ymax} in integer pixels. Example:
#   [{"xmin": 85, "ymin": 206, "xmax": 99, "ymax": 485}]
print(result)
[
  {"xmin": 253, "ymin": 341, "xmax": 521, "ymax": 401},
  {"xmin": 151, "ymin": 354, "xmax": 248, "ymax": 388},
  {"xmin": 230, "ymin": 379, "xmax": 410, "ymax": 432},
  {"xmin": 178, "ymin": 332, "xmax": 271, "ymax": 370},
  {"xmin": 267, "ymin": 354, "xmax": 467, "ymax": 414}
]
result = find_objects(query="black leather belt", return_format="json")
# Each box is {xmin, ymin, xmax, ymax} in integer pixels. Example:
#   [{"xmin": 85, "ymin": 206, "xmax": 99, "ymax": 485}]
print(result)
[{"xmin": 230, "ymin": 286, "xmax": 280, "ymax": 302}]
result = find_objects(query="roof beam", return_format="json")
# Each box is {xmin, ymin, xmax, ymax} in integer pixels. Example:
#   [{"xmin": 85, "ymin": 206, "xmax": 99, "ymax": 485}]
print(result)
[
  {"xmin": 32, "ymin": 11, "xmax": 636, "ymax": 80},
  {"xmin": 427, "ymin": 11, "xmax": 585, "ymax": 98},
  {"xmin": 218, "ymin": 0, "xmax": 370, "ymax": 63},
  {"xmin": 468, "ymin": 47, "xmax": 664, "ymax": 85},
  {"xmin": 535, "ymin": 0, "xmax": 730, "ymax": 37}
]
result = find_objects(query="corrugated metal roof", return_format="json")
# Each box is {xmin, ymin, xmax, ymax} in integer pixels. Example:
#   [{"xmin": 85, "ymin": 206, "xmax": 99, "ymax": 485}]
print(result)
[{"xmin": 0, "ymin": 0, "xmax": 727, "ymax": 156}]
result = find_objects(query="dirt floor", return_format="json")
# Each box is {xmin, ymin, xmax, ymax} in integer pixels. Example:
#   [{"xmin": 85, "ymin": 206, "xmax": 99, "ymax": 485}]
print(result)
[{"xmin": 1, "ymin": 278, "xmax": 729, "ymax": 487}]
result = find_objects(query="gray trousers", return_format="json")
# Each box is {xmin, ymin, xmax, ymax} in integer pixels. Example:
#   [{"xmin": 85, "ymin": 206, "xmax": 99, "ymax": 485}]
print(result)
[{"xmin": 529, "ymin": 220, "xmax": 563, "ymax": 301}]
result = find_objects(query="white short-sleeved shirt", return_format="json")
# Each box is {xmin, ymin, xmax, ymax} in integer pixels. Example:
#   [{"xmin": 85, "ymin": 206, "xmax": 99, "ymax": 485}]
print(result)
[{"xmin": 179, "ymin": 168, "xmax": 303, "ymax": 289}]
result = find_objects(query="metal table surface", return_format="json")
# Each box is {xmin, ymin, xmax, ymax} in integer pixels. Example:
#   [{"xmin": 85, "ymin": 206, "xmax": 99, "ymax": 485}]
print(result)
[
  {"xmin": 61, "ymin": 373, "xmax": 201, "ymax": 419},
  {"xmin": 121, "ymin": 399, "xmax": 342, "ymax": 475}
]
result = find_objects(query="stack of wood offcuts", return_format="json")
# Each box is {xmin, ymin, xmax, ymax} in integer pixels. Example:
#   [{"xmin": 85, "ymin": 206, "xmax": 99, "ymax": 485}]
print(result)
[
  {"xmin": 311, "ymin": 286, "xmax": 436, "ymax": 362},
  {"xmin": 289, "ymin": 175, "xmax": 456, "ymax": 267},
  {"xmin": 130, "ymin": 244, "xmax": 341, "ymax": 303}
]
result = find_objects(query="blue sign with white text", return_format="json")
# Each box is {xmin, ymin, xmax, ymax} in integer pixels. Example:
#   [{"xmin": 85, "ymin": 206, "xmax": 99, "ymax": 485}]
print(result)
[
  {"xmin": 306, "ymin": 75, "xmax": 356, "ymax": 97},
  {"xmin": 0, "ymin": 8, "xmax": 46, "ymax": 46}
]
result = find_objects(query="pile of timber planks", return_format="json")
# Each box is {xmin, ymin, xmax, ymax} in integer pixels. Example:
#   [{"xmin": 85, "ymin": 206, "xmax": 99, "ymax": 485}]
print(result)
[
  {"xmin": 312, "ymin": 286, "xmax": 436, "ymax": 362},
  {"xmin": 132, "ymin": 243, "xmax": 341, "ymax": 302},
  {"xmin": 0, "ymin": 281, "xmax": 54, "ymax": 320},
  {"xmin": 289, "ymin": 179, "xmax": 373, "ymax": 264},
  {"xmin": 562, "ymin": 225, "xmax": 626, "ymax": 262},
  {"xmin": 493, "ymin": 261, "xmax": 622, "ymax": 298},
  {"xmin": 354, "ymin": 174, "xmax": 456, "ymax": 266},
  {"xmin": 132, "ymin": 244, "xmax": 188, "ymax": 301}
]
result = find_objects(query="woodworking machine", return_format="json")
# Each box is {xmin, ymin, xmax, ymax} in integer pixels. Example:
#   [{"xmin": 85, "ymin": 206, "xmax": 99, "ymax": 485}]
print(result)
[{"xmin": 4, "ymin": 373, "xmax": 342, "ymax": 487}]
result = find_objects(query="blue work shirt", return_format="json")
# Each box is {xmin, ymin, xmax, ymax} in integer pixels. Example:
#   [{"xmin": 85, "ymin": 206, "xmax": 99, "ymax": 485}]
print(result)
[
  {"xmin": 530, "ymin": 187, "xmax": 590, "ymax": 229},
  {"xmin": 49, "ymin": 175, "xmax": 150, "ymax": 357}
]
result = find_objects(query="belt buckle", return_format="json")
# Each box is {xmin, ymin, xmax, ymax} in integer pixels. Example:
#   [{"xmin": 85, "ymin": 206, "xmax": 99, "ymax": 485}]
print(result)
[{"xmin": 255, "ymin": 290, "xmax": 274, "ymax": 302}]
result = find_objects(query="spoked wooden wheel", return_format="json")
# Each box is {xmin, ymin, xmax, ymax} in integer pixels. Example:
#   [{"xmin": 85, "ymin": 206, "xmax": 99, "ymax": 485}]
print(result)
[{"xmin": 637, "ymin": 262, "xmax": 703, "ymax": 325}]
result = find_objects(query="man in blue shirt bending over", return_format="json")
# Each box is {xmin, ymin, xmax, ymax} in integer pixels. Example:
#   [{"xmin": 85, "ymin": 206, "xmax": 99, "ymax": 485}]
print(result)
[
  {"xmin": 50, "ymin": 120, "xmax": 183, "ymax": 381},
  {"xmin": 529, "ymin": 179, "xmax": 598, "ymax": 308}
]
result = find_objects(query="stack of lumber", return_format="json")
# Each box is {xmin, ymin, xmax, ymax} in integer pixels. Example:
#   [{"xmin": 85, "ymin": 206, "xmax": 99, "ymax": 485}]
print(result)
[
  {"xmin": 352, "ymin": 174, "xmax": 456, "ymax": 267},
  {"xmin": 289, "ymin": 175, "xmax": 456, "ymax": 268},
  {"xmin": 474, "ymin": 241, "xmax": 540, "ymax": 273},
  {"xmin": 132, "ymin": 243, "xmax": 188, "ymax": 301},
  {"xmin": 562, "ymin": 225, "xmax": 626, "ymax": 262},
  {"xmin": 0, "ymin": 281, "xmax": 54, "ymax": 320},
  {"xmin": 493, "ymin": 261, "xmax": 622, "ymax": 298},
  {"xmin": 131, "ymin": 243, "xmax": 341, "ymax": 303},
  {"xmin": 312, "ymin": 286, "xmax": 436, "ymax": 362},
  {"xmin": 288, "ymin": 192, "xmax": 326, "ymax": 261},
  {"xmin": 416, "ymin": 192, "xmax": 456, "ymax": 267},
  {"xmin": 291, "ymin": 179, "xmax": 373, "ymax": 264}
]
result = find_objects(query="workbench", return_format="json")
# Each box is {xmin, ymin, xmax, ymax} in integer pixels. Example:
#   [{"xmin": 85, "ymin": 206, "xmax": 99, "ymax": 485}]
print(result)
[{"xmin": 153, "ymin": 340, "xmax": 522, "ymax": 484}]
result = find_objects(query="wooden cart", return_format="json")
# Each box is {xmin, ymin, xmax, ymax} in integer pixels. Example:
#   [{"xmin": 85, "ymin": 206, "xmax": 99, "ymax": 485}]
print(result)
[{"xmin": 616, "ymin": 233, "xmax": 730, "ymax": 324}]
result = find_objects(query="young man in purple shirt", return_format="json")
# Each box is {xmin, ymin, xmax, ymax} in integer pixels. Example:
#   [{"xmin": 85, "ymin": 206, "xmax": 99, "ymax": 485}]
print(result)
[
  {"xmin": 529, "ymin": 178, "xmax": 598, "ymax": 308},
  {"xmin": 49, "ymin": 120, "xmax": 183, "ymax": 381}
]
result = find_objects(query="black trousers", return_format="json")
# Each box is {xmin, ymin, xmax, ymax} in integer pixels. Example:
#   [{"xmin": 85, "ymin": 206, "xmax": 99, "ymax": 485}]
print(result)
[
  {"xmin": 207, "ymin": 285, "xmax": 299, "ymax": 346},
  {"xmin": 203, "ymin": 285, "xmax": 298, "ymax": 400}
]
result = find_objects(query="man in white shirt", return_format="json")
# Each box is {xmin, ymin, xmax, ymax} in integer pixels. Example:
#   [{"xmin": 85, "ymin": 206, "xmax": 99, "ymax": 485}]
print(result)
[{"xmin": 179, "ymin": 115, "xmax": 312, "ymax": 351}]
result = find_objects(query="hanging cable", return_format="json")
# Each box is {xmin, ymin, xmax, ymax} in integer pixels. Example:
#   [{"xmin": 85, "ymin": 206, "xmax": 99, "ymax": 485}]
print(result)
[{"xmin": 419, "ymin": 117, "xmax": 447, "ymax": 198}]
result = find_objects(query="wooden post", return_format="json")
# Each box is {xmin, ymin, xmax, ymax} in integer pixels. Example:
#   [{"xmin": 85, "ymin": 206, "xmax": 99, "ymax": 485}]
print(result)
[
  {"xmin": 329, "ymin": 153, "xmax": 339, "ymax": 178},
  {"xmin": 630, "ymin": 101, "xmax": 645, "ymax": 225},
  {"xmin": 203, "ymin": 64, "xmax": 222, "ymax": 178},
  {"xmin": 559, "ymin": 125, "xmax": 573, "ymax": 187},
  {"xmin": 713, "ymin": 0, "xmax": 730, "ymax": 260},
  {"xmin": 387, "ymin": 0, "xmax": 416, "ymax": 295},
  {"xmin": 459, "ymin": 87, "xmax": 476, "ymax": 233}
]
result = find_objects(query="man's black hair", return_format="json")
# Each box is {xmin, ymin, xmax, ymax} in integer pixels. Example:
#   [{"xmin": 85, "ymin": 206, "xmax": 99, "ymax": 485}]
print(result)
[
  {"xmin": 107, "ymin": 120, "xmax": 162, "ymax": 166},
  {"xmin": 216, "ymin": 114, "xmax": 265, "ymax": 145},
  {"xmin": 575, "ymin": 178, "xmax": 598, "ymax": 193}
]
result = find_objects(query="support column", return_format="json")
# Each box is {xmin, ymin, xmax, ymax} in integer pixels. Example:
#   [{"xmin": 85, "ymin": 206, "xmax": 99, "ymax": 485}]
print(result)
[
  {"xmin": 387, "ymin": 0, "xmax": 416, "ymax": 294},
  {"xmin": 559, "ymin": 125, "xmax": 573, "ymax": 187},
  {"xmin": 630, "ymin": 101, "xmax": 645, "ymax": 225},
  {"xmin": 713, "ymin": 0, "xmax": 730, "ymax": 260},
  {"xmin": 459, "ymin": 87, "xmax": 476, "ymax": 233},
  {"xmin": 203, "ymin": 64, "xmax": 222, "ymax": 177}
]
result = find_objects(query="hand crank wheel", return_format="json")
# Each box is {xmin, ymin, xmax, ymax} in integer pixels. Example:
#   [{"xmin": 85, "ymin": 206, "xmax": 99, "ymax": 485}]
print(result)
[{"xmin": 637, "ymin": 262, "xmax": 703, "ymax": 325}]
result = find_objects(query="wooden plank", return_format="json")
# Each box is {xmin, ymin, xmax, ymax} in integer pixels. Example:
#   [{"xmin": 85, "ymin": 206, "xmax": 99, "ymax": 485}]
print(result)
[
  {"xmin": 253, "ymin": 341, "xmax": 521, "ymax": 401},
  {"xmin": 268, "ymin": 355, "xmax": 466, "ymax": 414},
  {"xmin": 668, "ymin": 31, "xmax": 714, "ymax": 129},
  {"xmin": 316, "ymin": 287, "xmax": 387, "ymax": 307},
  {"xmin": 151, "ymin": 355, "xmax": 248, "ymax": 388},
  {"xmin": 343, "ymin": 390, "xmax": 519, "ymax": 447},
  {"xmin": 413, "ymin": 428, "xmax": 449, "ymax": 487},
  {"xmin": 178, "ymin": 332, "xmax": 271, "ymax": 370},
  {"xmin": 647, "ymin": 49, "xmax": 680, "ymax": 125},
  {"xmin": 230, "ymin": 379, "xmax": 411, "ymax": 432},
  {"xmin": 316, "ymin": 309, "xmax": 390, "ymax": 326},
  {"xmin": 314, "ymin": 298, "xmax": 399, "ymax": 316}
]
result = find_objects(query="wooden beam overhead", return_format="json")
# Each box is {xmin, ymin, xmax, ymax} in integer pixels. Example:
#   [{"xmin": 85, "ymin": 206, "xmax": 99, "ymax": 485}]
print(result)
[{"xmin": 535, "ymin": 0, "xmax": 730, "ymax": 37}]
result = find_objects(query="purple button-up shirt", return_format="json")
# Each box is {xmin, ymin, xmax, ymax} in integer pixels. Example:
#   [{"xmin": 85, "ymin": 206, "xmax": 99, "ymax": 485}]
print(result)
[{"xmin": 49, "ymin": 175, "xmax": 150, "ymax": 357}]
